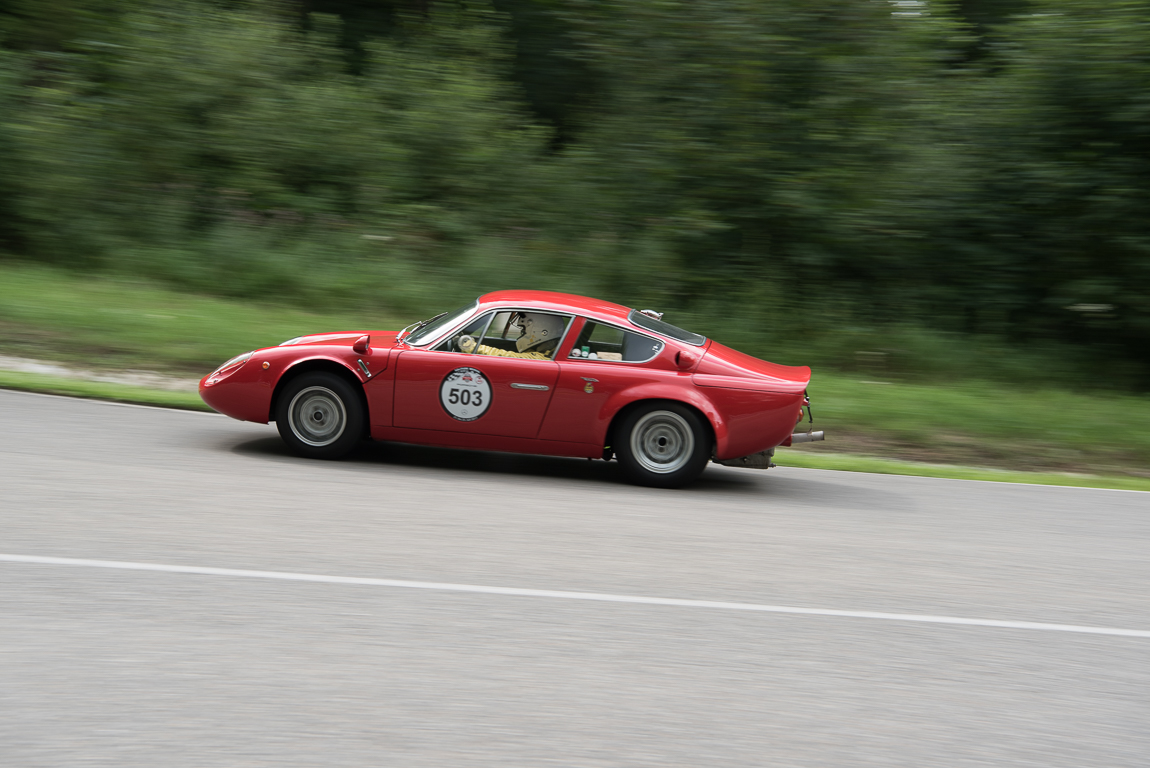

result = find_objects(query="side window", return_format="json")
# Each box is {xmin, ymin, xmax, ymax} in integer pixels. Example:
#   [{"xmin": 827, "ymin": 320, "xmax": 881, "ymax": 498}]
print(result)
[
  {"xmin": 568, "ymin": 321, "xmax": 664, "ymax": 363},
  {"xmin": 434, "ymin": 310, "xmax": 573, "ymax": 359},
  {"xmin": 476, "ymin": 311, "xmax": 572, "ymax": 360},
  {"xmin": 434, "ymin": 313, "xmax": 493, "ymax": 352}
]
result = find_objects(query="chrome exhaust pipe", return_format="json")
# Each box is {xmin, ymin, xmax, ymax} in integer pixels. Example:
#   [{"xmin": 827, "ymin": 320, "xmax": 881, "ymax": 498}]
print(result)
[{"xmin": 715, "ymin": 431, "xmax": 827, "ymax": 470}]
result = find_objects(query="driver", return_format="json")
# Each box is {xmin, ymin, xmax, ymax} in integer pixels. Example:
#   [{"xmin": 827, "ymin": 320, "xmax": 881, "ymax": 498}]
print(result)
[{"xmin": 458, "ymin": 312, "xmax": 564, "ymax": 359}]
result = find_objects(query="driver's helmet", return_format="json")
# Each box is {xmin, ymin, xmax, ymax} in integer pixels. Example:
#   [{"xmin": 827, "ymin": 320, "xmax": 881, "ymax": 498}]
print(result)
[{"xmin": 513, "ymin": 312, "xmax": 565, "ymax": 352}]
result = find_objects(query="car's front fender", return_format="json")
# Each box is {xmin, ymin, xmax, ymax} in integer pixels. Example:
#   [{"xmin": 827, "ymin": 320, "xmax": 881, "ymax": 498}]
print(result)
[{"xmin": 201, "ymin": 347, "xmax": 374, "ymax": 424}]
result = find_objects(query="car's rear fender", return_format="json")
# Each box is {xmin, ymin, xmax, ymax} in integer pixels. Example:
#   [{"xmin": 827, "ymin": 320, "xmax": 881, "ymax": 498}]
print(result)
[
  {"xmin": 701, "ymin": 386, "xmax": 806, "ymax": 459},
  {"xmin": 600, "ymin": 382, "xmax": 804, "ymax": 460},
  {"xmin": 600, "ymin": 384, "xmax": 725, "ymax": 456},
  {"xmin": 605, "ymin": 397, "xmax": 719, "ymax": 460}
]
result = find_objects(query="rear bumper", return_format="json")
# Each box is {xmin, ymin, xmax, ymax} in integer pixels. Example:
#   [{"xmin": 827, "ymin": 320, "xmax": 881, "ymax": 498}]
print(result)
[
  {"xmin": 714, "ymin": 430, "xmax": 826, "ymax": 470},
  {"xmin": 714, "ymin": 449, "xmax": 776, "ymax": 469}
]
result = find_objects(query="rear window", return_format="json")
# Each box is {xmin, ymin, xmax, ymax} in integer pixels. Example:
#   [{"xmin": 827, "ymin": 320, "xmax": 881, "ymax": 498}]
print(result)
[{"xmin": 627, "ymin": 310, "xmax": 706, "ymax": 346}]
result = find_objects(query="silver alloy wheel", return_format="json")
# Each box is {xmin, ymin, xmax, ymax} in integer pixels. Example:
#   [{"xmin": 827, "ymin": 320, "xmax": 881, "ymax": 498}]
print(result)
[
  {"xmin": 629, "ymin": 410, "xmax": 695, "ymax": 474},
  {"xmin": 287, "ymin": 386, "xmax": 348, "ymax": 447}
]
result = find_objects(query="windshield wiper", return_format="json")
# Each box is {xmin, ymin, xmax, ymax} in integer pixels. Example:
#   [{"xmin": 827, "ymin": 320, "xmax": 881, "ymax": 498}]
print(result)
[{"xmin": 397, "ymin": 311, "xmax": 447, "ymax": 344}]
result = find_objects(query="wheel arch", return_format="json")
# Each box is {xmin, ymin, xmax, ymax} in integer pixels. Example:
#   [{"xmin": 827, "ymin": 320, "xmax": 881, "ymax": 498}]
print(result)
[
  {"xmin": 270, "ymin": 359, "xmax": 369, "ymax": 426},
  {"xmin": 605, "ymin": 397, "xmax": 717, "ymax": 458}
]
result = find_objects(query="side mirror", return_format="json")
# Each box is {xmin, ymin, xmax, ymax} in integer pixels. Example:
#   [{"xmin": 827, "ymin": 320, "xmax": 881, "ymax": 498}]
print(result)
[
  {"xmin": 353, "ymin": 335, "xmax": 371, "ymax": 355},
  {"xmin": 675, "ymin": 350, "xmax": 698, "ymax": 370}
]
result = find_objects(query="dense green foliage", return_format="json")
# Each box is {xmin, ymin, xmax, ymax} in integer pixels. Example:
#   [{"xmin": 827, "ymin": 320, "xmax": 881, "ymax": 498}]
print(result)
[{"xmin": 1, "ymin": 0, "xmax": 1148, "ymax": 385}]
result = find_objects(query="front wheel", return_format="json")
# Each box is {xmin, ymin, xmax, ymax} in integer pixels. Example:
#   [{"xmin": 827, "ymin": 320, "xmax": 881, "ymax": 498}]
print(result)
[
  {"xmin": 616, "ymin": 403, "xmax": 711, "ymax": 488},
  {"xmin": 275, "ymin": 372, "xmax": 365, "ymax": 459}
]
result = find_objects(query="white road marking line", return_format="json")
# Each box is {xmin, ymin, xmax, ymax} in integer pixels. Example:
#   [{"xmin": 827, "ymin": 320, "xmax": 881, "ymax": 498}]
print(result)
[{"xmin": 3, "ymin": 553, "xmax": 1148, "ymax": 639}]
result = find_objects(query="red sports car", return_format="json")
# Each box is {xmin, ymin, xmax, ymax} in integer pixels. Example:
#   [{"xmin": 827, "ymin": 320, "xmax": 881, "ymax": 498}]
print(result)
[{"xmin": 199, "ymin": 291, "xmax": 823, "ymax": 487}]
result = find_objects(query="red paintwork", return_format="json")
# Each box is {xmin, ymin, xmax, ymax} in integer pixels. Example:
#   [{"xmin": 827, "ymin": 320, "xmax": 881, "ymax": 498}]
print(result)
[
  {"xmin": 694, "ymin": 341, "xmax": 810, "ymax": 394},
  {"xmin": 199, "ymin": 291, "xmax": 813, "ymax": 462},
  {"xmin": 391, "ymin": 351, "xmax": 558, "ymax": 438}
]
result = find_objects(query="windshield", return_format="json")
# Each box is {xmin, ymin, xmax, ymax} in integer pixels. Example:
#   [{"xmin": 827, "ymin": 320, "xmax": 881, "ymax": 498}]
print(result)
[
  {"xmin": 627, "ymin": 309, "xmax": 707, "ymax": 346},
  {"xmin": 405, "ymin": 300, "xmax": 479, "ymax": 345}
]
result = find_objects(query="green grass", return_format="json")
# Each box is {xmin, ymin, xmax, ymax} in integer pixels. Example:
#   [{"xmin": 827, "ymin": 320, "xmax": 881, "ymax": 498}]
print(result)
[
  {"xmin": 775, "ymin": 448, "xmax": 1150, "ymax": 493},
  {"xmin": 0, "ymin": 262, "xmax": 407, "ymax": 374},
  {"xmin": 1, "ymin": 260, "xmax": 1148, "ymax": 484},
  {"xmin": 800, "ymin": 375, "xmax": 1150, "ymax": 476},
  {"xmin": 0, "ymin": 370, "xmax": 211, "ymax": 411}
]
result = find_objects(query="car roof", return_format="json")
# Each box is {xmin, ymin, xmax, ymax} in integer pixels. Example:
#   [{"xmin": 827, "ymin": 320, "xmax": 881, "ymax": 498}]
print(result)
[{"xmin": 477, "ymin": 290, "xmax": 635, "ymax": 325}]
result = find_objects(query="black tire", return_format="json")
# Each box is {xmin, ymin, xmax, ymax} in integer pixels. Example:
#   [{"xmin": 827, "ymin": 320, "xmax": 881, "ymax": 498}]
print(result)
[
  {"xmin": 615, "ymin": 402, "xmax": 711, "ymax": 488},
  {"xmin": 275, "ymin": 372, "xmax": 365, "ymax": 460}
]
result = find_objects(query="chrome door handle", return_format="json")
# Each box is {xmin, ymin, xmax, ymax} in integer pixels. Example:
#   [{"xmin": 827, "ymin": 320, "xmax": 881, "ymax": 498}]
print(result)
[
  {"xmin": 510, "ymin": 383, "xmax": 550, "ymax": 391},
  {"xmin": 580, "ymin": 377, "xmax": 598, "ymax": 383}
]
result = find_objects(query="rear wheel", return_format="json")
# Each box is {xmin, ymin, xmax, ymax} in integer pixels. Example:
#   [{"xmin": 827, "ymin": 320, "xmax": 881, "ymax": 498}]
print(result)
[
  {"xmin": 275, "ymin": 372, "xmax": 364, "ymax": 459},
  {"xmin": 616, "ymin": 403, "xmax": 711, "ymax": 488}
]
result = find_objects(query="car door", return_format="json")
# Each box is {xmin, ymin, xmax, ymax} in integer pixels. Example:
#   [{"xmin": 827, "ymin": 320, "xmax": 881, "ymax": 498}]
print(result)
[
  {"xmin": 392, "ymin": 310, "xmax": 567, "ymax": 439},
  {"xmin": 538, "ymin": 319, "xmax": 668, "ymax": 445}
]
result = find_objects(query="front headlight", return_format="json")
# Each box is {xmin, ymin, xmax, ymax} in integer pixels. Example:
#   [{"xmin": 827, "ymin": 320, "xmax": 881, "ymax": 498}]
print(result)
[
  {"xmin": 279, "ymin": 337, "xmax": 303, "ymax": 346},
  {"xmin": 211, "ymin": 351, "xmax": 252, "ymax": 377},
  {"xmin": 219, "ymin": 351, "xmax": 253, "ymax": 369}
]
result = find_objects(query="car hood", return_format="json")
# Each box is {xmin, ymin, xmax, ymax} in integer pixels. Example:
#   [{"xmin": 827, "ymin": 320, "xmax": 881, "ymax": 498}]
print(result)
[
  {"xmin": 278, "ymin": 331, "xmax": 399, "ymax": 349},
  {"xmin": 692, "ymin": 342, "xmax": 810, "ymax": 394}
]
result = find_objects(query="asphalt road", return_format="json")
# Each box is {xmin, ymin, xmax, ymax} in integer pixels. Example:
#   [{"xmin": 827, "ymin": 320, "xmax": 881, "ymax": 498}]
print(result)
[{"xmin": 2, "ymin": 389, "xmax": 1148, "ymax": 767}]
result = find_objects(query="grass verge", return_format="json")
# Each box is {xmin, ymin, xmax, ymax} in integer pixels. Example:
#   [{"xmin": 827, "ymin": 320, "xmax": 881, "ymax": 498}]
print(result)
[
  {"xmin": 1, "ymin": 260, "xmax": 1148, "ymax": 483},
  {"xmin": 0, "ymin": 370, "xmax": 211, "ymax": 411},
  {"xmin": 774, "ymin": 448, "xmax": 1150, "ymax": 493},
  {"xmin": 0, "ymin": 262, "xmax": 406, "ymax": 374},
  {"xmin": 798, "ymin": 376, "xmax": 1150, "ymax": 477}
]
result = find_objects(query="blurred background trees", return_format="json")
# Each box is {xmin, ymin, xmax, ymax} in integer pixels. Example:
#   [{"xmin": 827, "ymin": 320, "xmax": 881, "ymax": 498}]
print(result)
[{"xmin": 1, "ymin": 0, "xmax": 1147, "ymax": 385}]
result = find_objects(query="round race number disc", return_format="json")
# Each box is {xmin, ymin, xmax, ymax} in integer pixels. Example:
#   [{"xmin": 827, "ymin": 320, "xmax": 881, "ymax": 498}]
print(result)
[{"xmin": 440, "ymin": 367, "xmax": 492, "ymax": 422}]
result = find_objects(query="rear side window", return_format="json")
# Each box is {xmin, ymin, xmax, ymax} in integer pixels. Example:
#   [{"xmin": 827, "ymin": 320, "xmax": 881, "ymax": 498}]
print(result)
[{"xmin": 568, "ymin": 321, "xmax": 664, "ymax": 363}]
